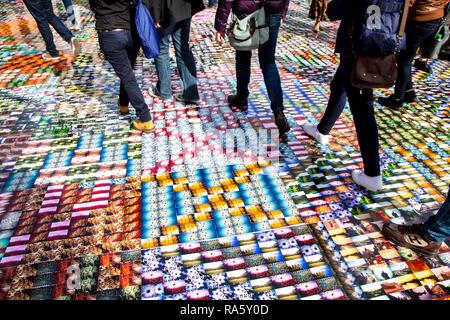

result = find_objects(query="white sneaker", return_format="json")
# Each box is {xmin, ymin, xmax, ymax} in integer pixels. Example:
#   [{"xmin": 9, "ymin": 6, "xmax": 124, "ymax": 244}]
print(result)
[
  {"xmin": 71, "ymin": 37, "xmax": 81, "ymax": 56},
  {"xmin": 303, "ymin": 122, "xmax": 329, "ymax": 145},
  {"xmin": 42, "ymin": 53, "xmax": 59, "ymax": 60},
  {"xmin": 352, "ymin": 169, "xmax": 383, "ymax": 192}
]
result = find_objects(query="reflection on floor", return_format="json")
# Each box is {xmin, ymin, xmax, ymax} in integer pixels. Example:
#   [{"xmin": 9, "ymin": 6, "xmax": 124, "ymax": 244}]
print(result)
[{"xmin": 0, "ymin": 0, "xmax": 449, "ymax": 300}]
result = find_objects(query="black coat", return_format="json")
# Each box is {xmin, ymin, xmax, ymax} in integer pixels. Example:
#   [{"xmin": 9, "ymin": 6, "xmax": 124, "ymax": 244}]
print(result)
[
  {"xmin": 327, "ymin": 0, "xmax": 364, "ymax": 55},
  {"xmin": 144, "ymin": 0, "xmax": 205, "ymax": 29}
]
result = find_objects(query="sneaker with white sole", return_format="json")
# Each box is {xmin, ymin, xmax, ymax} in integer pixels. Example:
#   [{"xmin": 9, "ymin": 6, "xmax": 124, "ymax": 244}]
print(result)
[
  {"xmin": 303, "ymin": 122, "xmax": 329, "ymax": 145},
  {"xmin": 382, "ymin": 222, "xmax": 442, "ymax": 256},
  {"xmin": 71, "ymin": 37, "xmax": 81, "ymax": 56},
  {"xmin": 352, "ymin": 169, "xmax": 383, "ymax": 191},
  {"xmin": 148, "ymin": 86, "xmax": 161, "ymax": 98},
  {"xmin": 148, "ymin": 86, "xmax": 172, "ymax": 102},
  {"xmin": 42, "ymin": 53, "xmax": 60, "ymax": 60},
  {"xmin": 175, "ymin": 94, "xmax": 201, "ymax": 105}
]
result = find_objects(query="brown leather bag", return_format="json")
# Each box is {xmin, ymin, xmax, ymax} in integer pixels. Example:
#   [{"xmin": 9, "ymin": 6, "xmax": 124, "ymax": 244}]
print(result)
[
  {"xmin": 351, "ymin": 54, "xmax": 398, "ymax": 89},
  {"xmin": 351, "ymin": 0, "xmax": 411, "ymax": 89}
]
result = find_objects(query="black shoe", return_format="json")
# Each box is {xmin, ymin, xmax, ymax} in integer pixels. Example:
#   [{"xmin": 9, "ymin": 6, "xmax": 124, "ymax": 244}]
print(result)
[
  {"xmin": 404, "ymin": 90, "xmax": 418, "ymax": 104},
  {"xmin": 274, "ymin": 111, "xmax": 290, "ymax": 136},
  {"xmin": 414, "ymin": 59, "xmax": 432, "ymax": 73},
  {"xmin": 378, "ymin": 95, "xmax": 404, "ymax": 110},
  {"xmin": 228, "ymin": 95, "xmax": 248, "ymax": 112}
]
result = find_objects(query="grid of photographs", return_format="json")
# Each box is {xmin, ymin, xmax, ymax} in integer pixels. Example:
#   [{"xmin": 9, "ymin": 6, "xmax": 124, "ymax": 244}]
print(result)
[{"xmin": 0, "ymin": 0, "xmax": 449, "ymax": 300}]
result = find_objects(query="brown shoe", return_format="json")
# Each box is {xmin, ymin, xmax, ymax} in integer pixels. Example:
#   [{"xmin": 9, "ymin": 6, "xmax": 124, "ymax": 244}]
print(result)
[
  {"xmin": 382, "ymin": 222, "xmax": 442, "ymax": 256},
  {"xmin": 131, "ymin": 120, "xmax": 155, "ymax": 133},
  {"xmin": 119, "ymin": 105, "xmax": 129, "ymax": 115}
]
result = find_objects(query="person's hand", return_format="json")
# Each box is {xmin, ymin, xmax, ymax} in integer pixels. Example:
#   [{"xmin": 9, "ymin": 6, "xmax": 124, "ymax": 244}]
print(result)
[
  {"xmin": 215, "ymin": 32, "xmax": 225, "ymax": 45},
  {"xmin": 156, "ymin": 22, "xmax": 161, "ymax": 29}
]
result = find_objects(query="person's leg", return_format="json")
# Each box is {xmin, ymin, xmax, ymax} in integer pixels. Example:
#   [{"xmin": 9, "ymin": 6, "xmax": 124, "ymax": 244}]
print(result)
[
  {"xmin": 61, "ymin": 0, "xmax": 77, "ymax": 26},
  {"xmin": 257, "ymin": 14, "xmax": 290, "ymax": 135},
  {"xmin": 41, "ymin": 0, "xmax": 73, "ymax": 43},
  {"xmin": 342, "ymin": 56, "xmax": 380, "ymax": 177},
  {"xmin": 172, "ymin": 18, "xmax": 200, "ymax": 101},
  {"xmin": 382, "ymin": 187, "xmax": 449, "ymax": 255},
  {"xmin": 23, "ymin": 0, "xmax": 59, "ymax": 57},
  {"xmin": 422, "ymin": 187, "xmax": 450, "ymax": 242},
  {"xmin": 98, "ymin": 30, "xmax": 151, "ymax": 122},
  {"xmin": 317, "ymin": 62, "xmax": 347, "ymax": 135},
  {"xmin": 153, "ymin": 28, "xmax": 173, "ymax": 99},
  {"xmin": 119, "ymin": 31, "xmax": 141, "ymax": 109},
  {"xmin": 235, "ymin": 50, "xmax": 252, "ymax": 99},
  {"xmin": 394, "ymin": 19, "xmax": 442, "ymax": 100},
  {"xmin": 258, "ymin": 14, "xmax": 284, "ymax": 113}
]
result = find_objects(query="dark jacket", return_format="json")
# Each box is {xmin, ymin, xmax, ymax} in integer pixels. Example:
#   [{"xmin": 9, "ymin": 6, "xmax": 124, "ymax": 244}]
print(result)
[
  {"xmin": 214, "ymin": 0, "xmax": 290, "ymax": 33},
  {"xmin": 145, "ymin": 0, "xmax": 205, "ymax": 29},
  {"xmin": 327, "ymin": 0, "xmax": 364, "ymax": 55},
  {"xmin": 88, "ymin": 0, "xmax": 133, "ymax": 31}
]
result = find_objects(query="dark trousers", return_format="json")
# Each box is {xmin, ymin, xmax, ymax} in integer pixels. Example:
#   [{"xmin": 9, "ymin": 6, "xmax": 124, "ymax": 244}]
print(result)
[
  {"xmin": 395, "ymin": 18, "xmax": 442, "ymax": 99},
  {"xmin": 423, "ymin": 186, "xmax": 450, "ymax": 242},
  {"xmin": 235, "ymin": 14, "xmax": 284, "ymax": 113},
  {"xmin": 23, "ymin": 0, "xmax": 73, "ymax": 57},
  {"xmin": 98, "ymin": 30, "xmax": 151, "ymax": 122},
  {"xmin": 61, "ymin": 0, "xmax": 78, "ymax": 26},
  {"xmin": 317, "ymin": 55, "xmax": 380, "ymax": 177}
]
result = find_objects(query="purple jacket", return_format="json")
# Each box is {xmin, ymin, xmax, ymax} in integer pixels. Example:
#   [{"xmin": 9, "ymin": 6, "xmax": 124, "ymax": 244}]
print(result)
[{"xmin": 214, "ymin": 0, "xmax": 290, "ymax": 33}]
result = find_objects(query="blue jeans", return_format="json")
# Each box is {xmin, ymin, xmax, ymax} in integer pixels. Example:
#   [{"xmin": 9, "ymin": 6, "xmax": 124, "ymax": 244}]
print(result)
[
  {"xmin": 208, "ymin": 0, "xmax": 218, "ymax": 5},
  {"xmin": 23, "ymin": 0, "xmax": 73, "ymax": 57},
  {"xmin": 61, "ymin": 0, "xmax": 77, "ymax": 26},
  {"xmin": 394, "ymin": 18, "xmax": 442, "ymax": 99},
  {"xmin": 235, "ymin": 14, "xmax": 284, "ymax": 113},
  {"xmin": 423, "ymin": 186, "xmax": 450, "ymax": 242},
  {"xmin": 317, "ymin": 55, "xmax": 380, "ymax": 177},
  {"xmin": 154, "ymin": 18, "xmax": 200, "ymax": 101},
  {"xmin": 98, "ymin": 30, "xmax": 151, "ymax": 122}
]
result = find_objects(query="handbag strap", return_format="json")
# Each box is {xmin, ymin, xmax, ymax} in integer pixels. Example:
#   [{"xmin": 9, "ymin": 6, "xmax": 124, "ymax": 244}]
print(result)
[{"xmin": 398, "ymin": 0, "xmax": 411, "ymax": 37}]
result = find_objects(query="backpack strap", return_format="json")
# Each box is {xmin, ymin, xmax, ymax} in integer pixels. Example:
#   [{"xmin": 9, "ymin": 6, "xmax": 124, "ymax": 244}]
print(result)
[{"xmin": 398, "ymin": 0, "xmax": 411, "ymax": 37}]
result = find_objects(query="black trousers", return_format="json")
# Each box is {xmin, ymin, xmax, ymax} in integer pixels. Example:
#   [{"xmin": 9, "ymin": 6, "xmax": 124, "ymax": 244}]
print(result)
[
  {"xmin": 98, "ymin": 30, "xmax": 151, "ymax": 122},
  {"xmin": 317, "ymin": 55, "xmax": 380, "ymax": 177}
]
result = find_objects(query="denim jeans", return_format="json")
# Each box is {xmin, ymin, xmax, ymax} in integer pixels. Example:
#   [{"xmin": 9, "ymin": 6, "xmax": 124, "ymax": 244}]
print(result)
[
  {"xmin": 23, "ymin": 0, "xmax": 73, "ymax": 57},
  {"xmin": 423, "ymin": 186, "xmax": 450, "ymax": 242},
  {"xmin": 317, "ymin": 55, "xmax": 380, "ymax": 177},
  {"xmin": 154, "ymin": 18, "xmax": 200, "ymax": 101},
  {"xmin": 208, "ymin": 0, "xmax": 218, "ymax": 5},
  {"xmin": 394, "ymin": 19, "xmax": 442, "ymax": 99},
  {"xmin": 98, "ymin": 30, "xmax": 151, "ymax": 122},
  {"xmin": 235, "ymin": 14, "xmax": 284, "ymax": 113},
  {"xmin": 61, "ymin": 0, "xmax": 77, "ymax": 26}
]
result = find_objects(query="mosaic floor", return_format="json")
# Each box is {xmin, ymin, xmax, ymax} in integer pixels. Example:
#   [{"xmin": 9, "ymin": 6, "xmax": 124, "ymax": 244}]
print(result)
[{"xmin": 0, "ymin": 0, "xmax": 449, "ymax": 300}]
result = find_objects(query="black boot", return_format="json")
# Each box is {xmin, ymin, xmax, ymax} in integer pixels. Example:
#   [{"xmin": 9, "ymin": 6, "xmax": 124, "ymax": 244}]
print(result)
[
  {"xmin": 378, "ymin": 95, "xmax": 404, "ymax": 110},
  {"xmin": 413, "ymin": 59, "xmax": 432, "ymax": 73},
  {"xmin": 274, "ymin": 110, "xmax": 290, "ymax": 136},
  {"xmin": 228, "ymin": 95, "xmax": 248, "ymax": 112},
  {"xmin": 404, "ymin": 89, "xmax": 418, "ymax": 104}
]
